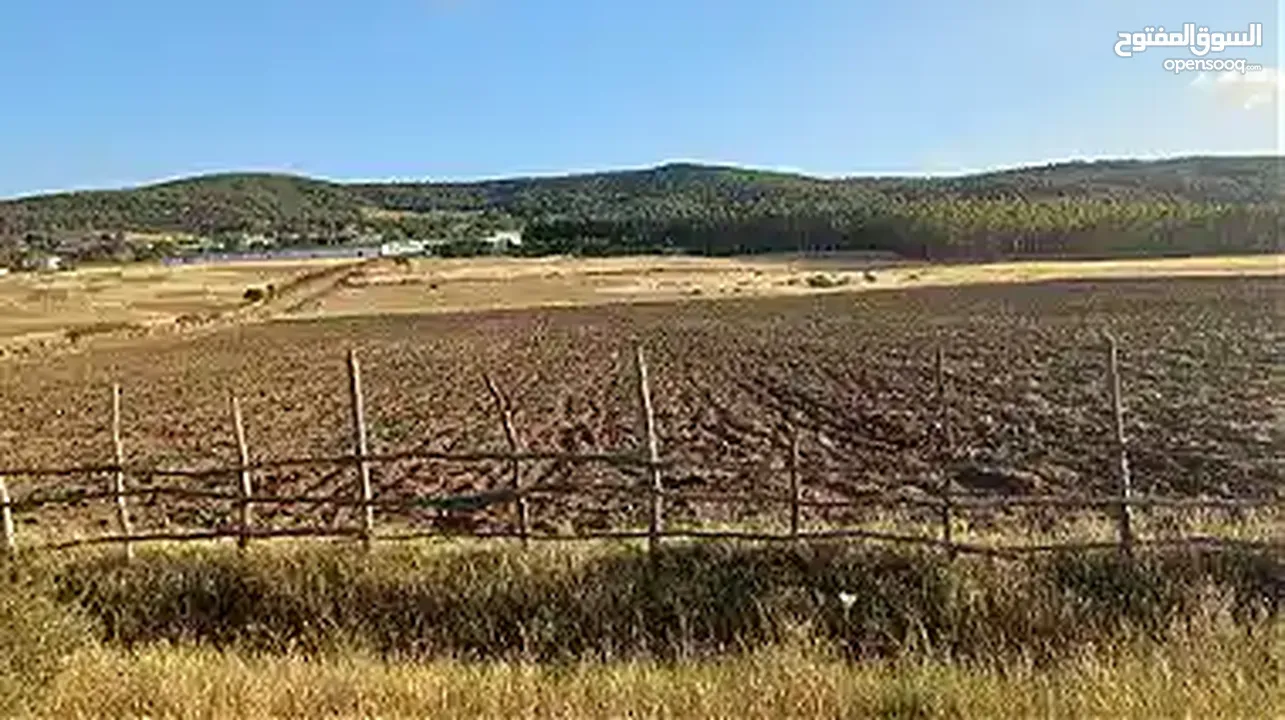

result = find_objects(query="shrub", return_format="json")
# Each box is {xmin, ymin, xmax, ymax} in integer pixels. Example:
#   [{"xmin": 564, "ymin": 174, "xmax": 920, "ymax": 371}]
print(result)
[
  {"xmin": 64, "ymin": 321, "xmax": 138, "ymax": 343},
  {"xmin": 0, "ymin": 569, "xmax": 91, "ymax": 713},
  {"xmin": 805, "ymin": 274, "xmax": 848, "ymax": 289},
  {"xmin": 242, "ymin": 287, "xmax": 267, "ymax": 303}
]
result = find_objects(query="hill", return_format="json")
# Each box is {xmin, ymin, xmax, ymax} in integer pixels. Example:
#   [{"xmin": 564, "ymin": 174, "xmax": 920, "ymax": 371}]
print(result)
[{"xmin": 0, "ymin": 156, "xmax": 1281, "ymax": 263}]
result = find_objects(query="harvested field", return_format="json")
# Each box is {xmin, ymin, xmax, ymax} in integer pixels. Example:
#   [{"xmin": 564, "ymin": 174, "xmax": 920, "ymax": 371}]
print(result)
[
  {"xmin": 0, "ymin": 258, "xmax": 360, "ymax": 352},
  {"xmin": 300, "ymin": 253, "xmax": 1284, "ymax": 318},
  {"xmin": 0, "ymin": 276, "xmax": 1280, "ymax": 543}
]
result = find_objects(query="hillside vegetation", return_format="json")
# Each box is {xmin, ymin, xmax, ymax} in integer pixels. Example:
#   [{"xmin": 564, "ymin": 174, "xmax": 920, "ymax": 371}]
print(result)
[{"xmin": 0, "ymin": 157, "xmax": 1281, "ymax": 263}]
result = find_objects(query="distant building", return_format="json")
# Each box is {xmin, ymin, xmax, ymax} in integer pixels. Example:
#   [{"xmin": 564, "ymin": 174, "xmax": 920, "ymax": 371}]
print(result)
[
  {"xmin": 379, "ymin": 240, "xmax": 428, "ymax": 258},
  {"xmin": 23, "ymin": 254, "xmax": 64, "ymax": 272},
  {"xmin": 481, "ymin": 230, "xmax": 523, "ymax": 253},
  {"xmin": 382, "ymin": 234, "xmax": 520, "ymax": 258},
  {"xmin": 161, "ymin": 245, "xmax": 383, "ymax": 266},
  {"xmin": 244, "ymin": 234, "xmax": 277, "ymax": 249}
]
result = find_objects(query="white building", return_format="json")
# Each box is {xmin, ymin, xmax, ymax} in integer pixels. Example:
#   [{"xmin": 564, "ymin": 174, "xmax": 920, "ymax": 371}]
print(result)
[
  {"xmin": 481, "ymin": 230, "xmax": 522, "ymax": 253},
  {"xmin": 24, "ymin": 254, "xmax": 63, "ymax": 272},
  {"xmin": 379, "ymin": 240, "xmax": 428, "ymax": 257}
]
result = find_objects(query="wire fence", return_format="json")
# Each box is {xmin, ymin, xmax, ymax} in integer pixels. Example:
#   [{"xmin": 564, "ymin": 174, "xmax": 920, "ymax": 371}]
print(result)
[{"xmin": 0, "ymin": 340, "xmax": 1280, "ymax": 562}]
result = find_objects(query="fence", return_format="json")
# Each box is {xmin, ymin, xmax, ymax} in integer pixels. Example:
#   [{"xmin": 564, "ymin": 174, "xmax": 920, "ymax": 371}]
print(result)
[{"xmin": 0, "ymin": 338, "xmax": 1279, "ymax": 562}]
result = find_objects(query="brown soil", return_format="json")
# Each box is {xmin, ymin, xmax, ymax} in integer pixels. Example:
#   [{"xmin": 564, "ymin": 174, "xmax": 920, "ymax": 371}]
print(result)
[{"xmin": 1, "ymin": 276, "xmax": 1279, "ymax": 537}]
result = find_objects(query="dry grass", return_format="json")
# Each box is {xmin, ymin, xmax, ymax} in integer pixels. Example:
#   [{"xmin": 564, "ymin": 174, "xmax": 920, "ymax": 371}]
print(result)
[
  {"xmin": 0, "ymin": 259, "xmax": 351, "ymax": 342},
  {"xmin": 303, "ymin": 253, "xmax": 1284, "ymax": 318},
  {"xmin": 25, "ymin": 634, "xmax": 1283, "ymax": 719},
  {"xmin": 5, "ymin": 540, "xmax": 1281, "ymax": 717},
  {"xmin": 39, "ymin": 542, "xmax": 1285, "ymax": 661}
]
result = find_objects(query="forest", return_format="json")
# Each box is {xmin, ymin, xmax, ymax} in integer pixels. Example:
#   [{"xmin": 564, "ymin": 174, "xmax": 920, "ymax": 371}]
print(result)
[{"xmin": 0, "ymin": 156, "xmax": 1280, "ymax": 263}]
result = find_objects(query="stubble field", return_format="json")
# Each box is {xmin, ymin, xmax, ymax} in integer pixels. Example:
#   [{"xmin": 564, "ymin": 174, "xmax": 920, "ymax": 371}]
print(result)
[{"xmin": 0, "ymin": 258, "xmax": 355, "ymax": 344}]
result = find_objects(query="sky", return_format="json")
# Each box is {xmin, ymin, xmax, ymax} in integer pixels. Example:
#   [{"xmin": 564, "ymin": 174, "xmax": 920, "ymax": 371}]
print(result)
[{"xmin": 0, "ymin": 0, "xmax": 1279, "ymax": 198}]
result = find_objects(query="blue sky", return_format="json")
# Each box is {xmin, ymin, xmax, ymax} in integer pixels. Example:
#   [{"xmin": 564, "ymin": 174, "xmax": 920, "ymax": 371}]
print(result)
[{"xmin": 0, "ymin": 0, "xmax": 1279, "ymax": 197}]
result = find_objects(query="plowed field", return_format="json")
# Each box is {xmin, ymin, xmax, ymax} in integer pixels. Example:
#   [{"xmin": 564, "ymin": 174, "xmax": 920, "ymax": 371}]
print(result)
[{"xmin": 1, "ymin": 276, "xmax": 1279, "ymax": 539}]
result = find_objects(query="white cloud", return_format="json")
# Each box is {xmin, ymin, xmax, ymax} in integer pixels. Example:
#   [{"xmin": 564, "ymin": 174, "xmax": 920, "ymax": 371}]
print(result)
[{"xmin": 1190, "ymin": 66, "xmax": 1283, "ymax": 110}]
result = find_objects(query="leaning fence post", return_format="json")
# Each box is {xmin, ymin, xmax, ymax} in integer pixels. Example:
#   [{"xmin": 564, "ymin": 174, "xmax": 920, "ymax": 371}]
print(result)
[
  {"xmin": 789, "ymin": 422, "xmax": 801, "ymax": 538},
  {"xmin": 485, "ymin": 375, "xmax": 528, "ymax": 547},
  {"xmin": 111, "ymin": 384, "xmax": 134, "ymax": 561},
  {"xmin": 934, "ymin": 345, "xmax": 955, "ymax": 558},
  {"xmin": 0, "ymin": 475, "xmax": 15, "ymax": 557},
  {"xmin": 347, "ymin": 350, "xmax": 375, "ymax": 550},
  {"xmin": 230, "ymin": 395, "xmax": 254, "ymax": 551},
  {"xmin": 1105, "ymin": 334, "xmax": 1135, "ymax": 555},
  {"xmin": 635, "ymin": 345, "xmax": 664, "ymax": 554}
]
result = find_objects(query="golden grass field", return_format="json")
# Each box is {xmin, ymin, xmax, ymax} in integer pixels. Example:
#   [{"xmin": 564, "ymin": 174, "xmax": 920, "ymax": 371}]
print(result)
[
  {"xmin": 8, "ymin": 539, "xmax": 1282, "ymax": 719},
  {"xmin": 0, "ymin": 259, "xmax": 353, "ymax": 342},
  {"xmin": 24, "ymin": 634, "xmax": 1283, "ymax": 719},
  {"xmin": 303, "ymin": 253, "xmax": 1285, "ymax": 318}
]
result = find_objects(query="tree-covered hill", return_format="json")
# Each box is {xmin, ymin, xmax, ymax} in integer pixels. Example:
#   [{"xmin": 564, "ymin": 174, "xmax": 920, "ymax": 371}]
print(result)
[
  {"xmin": 0, "ymin": 174, "xmax": 367, "ymax": 238},
  {"xmin": 0, "ymin": 156, "xmax": 1280, "ymax": 263},
  {"xmin": 889, "ymin": 156, "xmax": 1283, "ymax": 203}
]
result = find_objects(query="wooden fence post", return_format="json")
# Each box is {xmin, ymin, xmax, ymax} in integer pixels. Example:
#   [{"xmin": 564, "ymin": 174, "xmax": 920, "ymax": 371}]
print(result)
[
  {"xmin": 485, "ymin": 375, "xmax": 528, "ymax": 546},
  {"xmin": 789, "ymin": 422, "xmax": 801, "ymax": 538},
  {"xmin": 347, "ymin": 350, "xmax": 375, "ymax": 550},
  {"xmin": 934, "ymin": 345, "xmax": 955, "ymax": 558},
  {"xmin": 111, "ymin": 384, "xmax": 134, "ymax": 561},
  {"xmin": 0, "ymin": 474, "xmax": 15, "ymax": 557},
  {"xmin": 230, "ymin": 394, "xmax": 254, "ymax": 551},
  {"xmin": 635, "ymin": 345, "xmax": 664, "ymax": 554},
  {"xmin": 1106, "ymin": 334, "xmax": 1135, "ymax": 555}
]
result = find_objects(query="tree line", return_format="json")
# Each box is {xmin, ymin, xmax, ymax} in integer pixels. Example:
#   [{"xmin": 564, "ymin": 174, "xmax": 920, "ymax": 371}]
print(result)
[{"xmin": 0, "ymin": 158, "xmax": 1280, "ymax": 265}]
